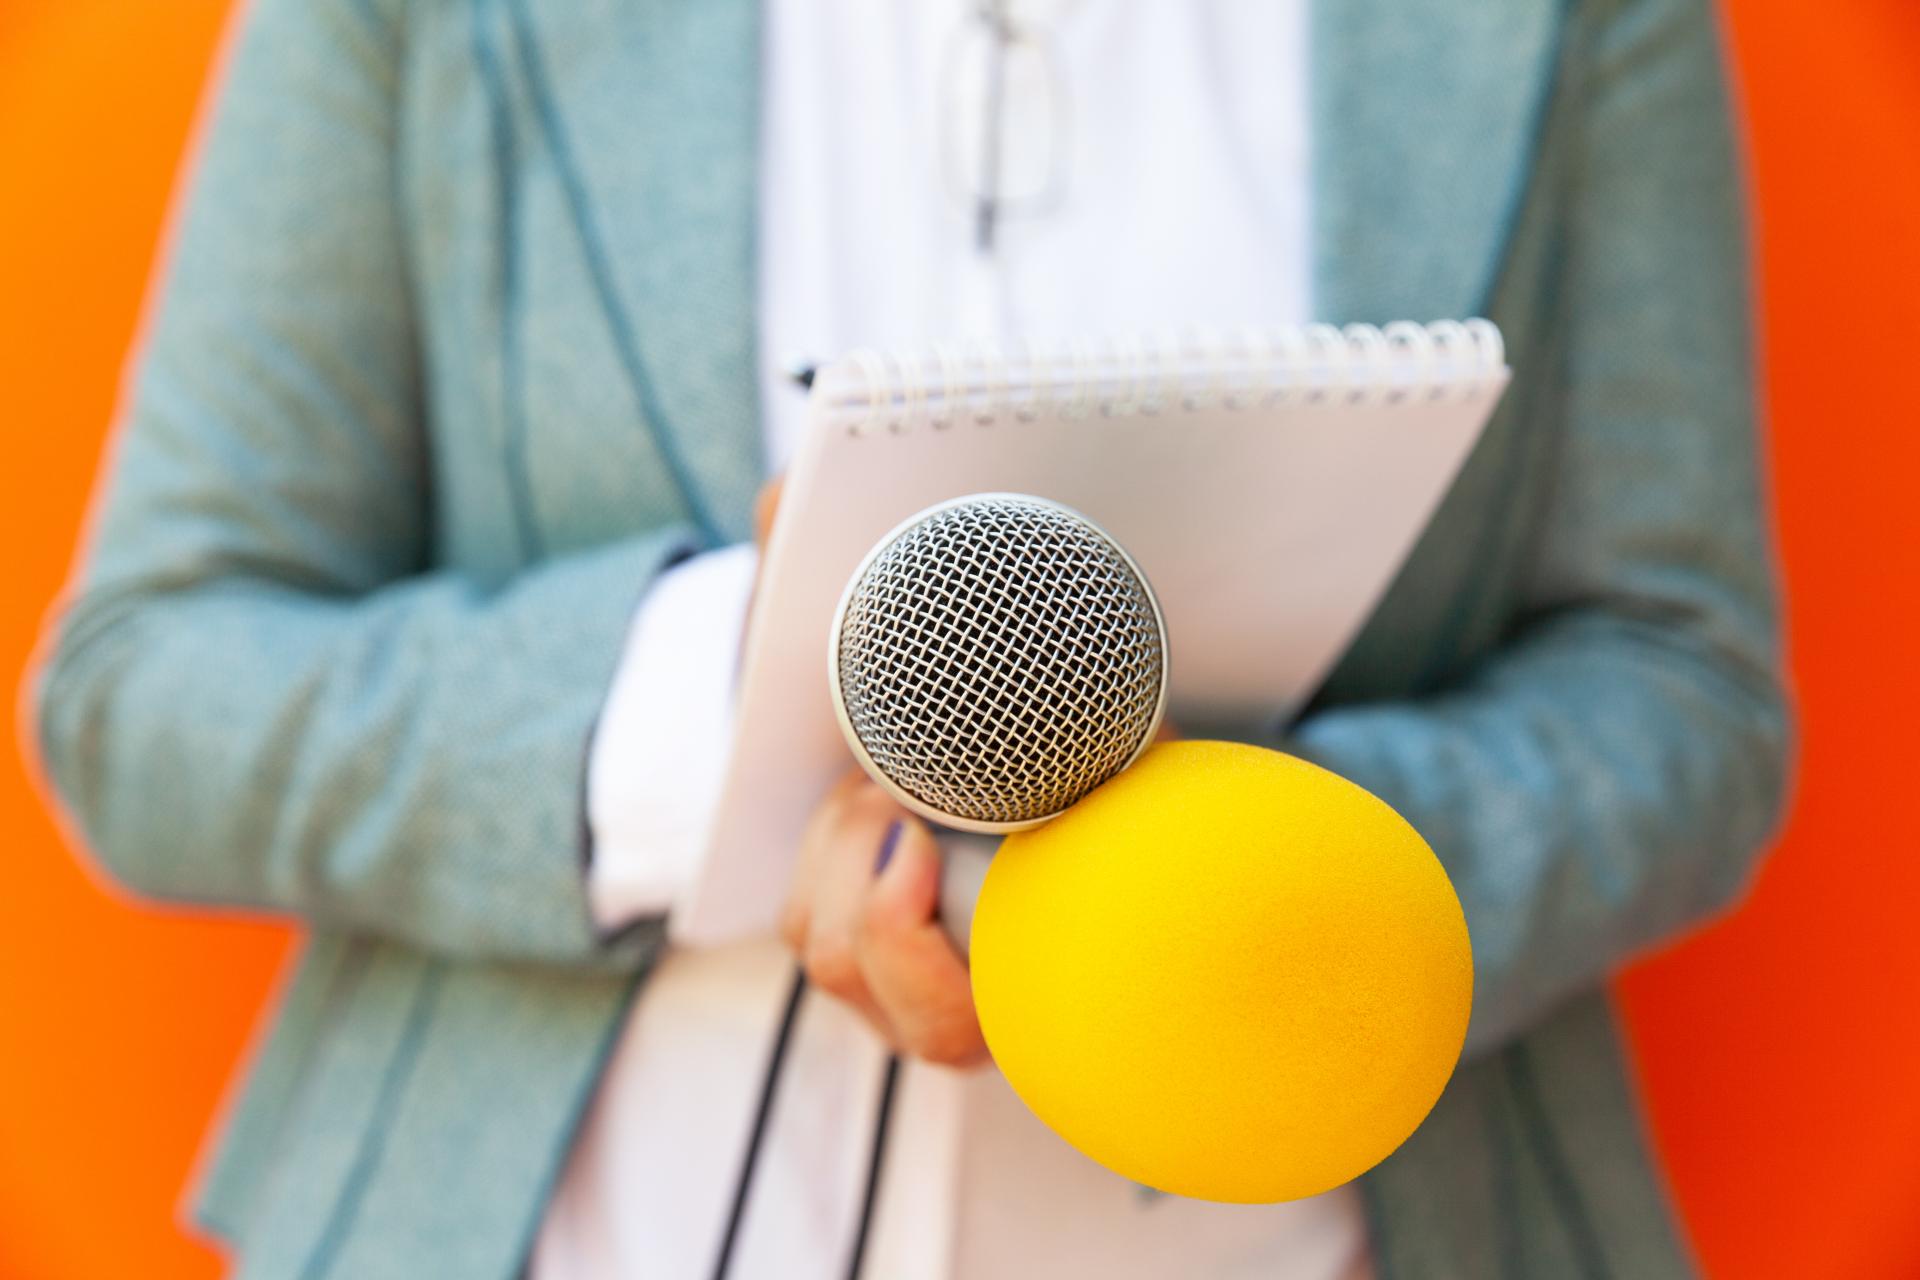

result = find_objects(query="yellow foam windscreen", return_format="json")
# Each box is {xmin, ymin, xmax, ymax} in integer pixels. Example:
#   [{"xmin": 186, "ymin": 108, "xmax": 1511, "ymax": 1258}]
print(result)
[{"xmin": 971, "ymin": 740, "xmax": 1472, "ymax": 1203}]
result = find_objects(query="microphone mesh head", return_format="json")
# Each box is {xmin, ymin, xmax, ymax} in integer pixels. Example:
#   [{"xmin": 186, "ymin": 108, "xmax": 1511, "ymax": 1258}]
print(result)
[{"xmin": 832, "ymin": 495, "xmax": 1167, "ymax": 830}]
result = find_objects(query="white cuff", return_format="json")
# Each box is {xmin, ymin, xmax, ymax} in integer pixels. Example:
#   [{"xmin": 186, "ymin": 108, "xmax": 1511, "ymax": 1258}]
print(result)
[{"xmin": 586, "ymin": 544, "xmax": 758, "ymax": 931}]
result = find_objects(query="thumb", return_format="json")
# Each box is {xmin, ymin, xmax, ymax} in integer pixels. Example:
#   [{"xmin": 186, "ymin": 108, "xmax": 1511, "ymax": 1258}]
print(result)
[
  {"xmin": 866, "ymin": 815, "xmax": 942, "ymax": 934},
  {"xmin": 860, "ymin": 816, "xmax": 985, "ymax": 1066}
]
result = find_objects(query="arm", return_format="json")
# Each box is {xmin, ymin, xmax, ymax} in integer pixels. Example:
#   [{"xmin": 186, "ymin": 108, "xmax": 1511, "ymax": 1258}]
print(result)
[
  {"xmin": 34, "ymin": 0, "xmax": 697, "ymax": 966},
  {"xmin": 1289, "ymin": 0, "xmax": 1790, "ymax": 1054}
]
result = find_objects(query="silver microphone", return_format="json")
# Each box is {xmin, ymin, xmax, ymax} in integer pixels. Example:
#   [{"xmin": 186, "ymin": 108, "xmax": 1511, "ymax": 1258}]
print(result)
[{"xmin": 828, "ymin": 494, "xmax": 1170, "ymax": 947}]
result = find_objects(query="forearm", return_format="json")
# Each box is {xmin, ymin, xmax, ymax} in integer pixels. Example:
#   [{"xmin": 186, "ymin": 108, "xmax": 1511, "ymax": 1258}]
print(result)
[
  {"xmin": 30, "ymin": 0, "xmax": 712, "ymax": 967},
  {"xmin": 39, "ymin": 526, "xmax": 696, "ymax": 965},
  {"xmin": 1290, "ymin": 608, "xmax": 1788, "ymax": 1054}
]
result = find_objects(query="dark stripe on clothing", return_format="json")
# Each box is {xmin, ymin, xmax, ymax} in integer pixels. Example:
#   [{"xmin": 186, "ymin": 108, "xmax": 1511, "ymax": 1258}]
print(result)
[
  {"xmin": 845, "ymin": 1054, "xmax": 902, "ymax": 1280},
  {"xmin": 712, "ymin": 966, "xmax": 811, "ymax": 1280}
]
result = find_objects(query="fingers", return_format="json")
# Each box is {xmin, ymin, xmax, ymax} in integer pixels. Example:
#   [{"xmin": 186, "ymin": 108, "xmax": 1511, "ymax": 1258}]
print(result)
[
  {"xmin": 743, "ymin": 473, "xmax": 787, "ymax": 645},
  {"xmin": 784, "ymin": 772, "xmax": 901, "ymax": 1036},
  {"xmin": 858, "ymin": 818, "xmax": 987, "ymax": 1067},
  {"xmin": 779, "ymin": 768, "xmax": 870, "ymax": 952},
  {"xmin": 805, "ymin": 794, "xmax": 901, "ymax": 1030},
  {"xmin": 780, "ymin": 775, "xmax": 986, "ymax": 1067},
  {"xmin": 754, "ymin": 473, "xmax": 785, "ymax": 547}
]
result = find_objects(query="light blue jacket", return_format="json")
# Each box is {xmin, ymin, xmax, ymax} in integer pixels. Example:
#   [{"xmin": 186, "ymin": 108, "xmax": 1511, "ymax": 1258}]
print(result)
[{"xmin": 36, "ymin": 0, "xmax": 1790, "ymax": 1275}]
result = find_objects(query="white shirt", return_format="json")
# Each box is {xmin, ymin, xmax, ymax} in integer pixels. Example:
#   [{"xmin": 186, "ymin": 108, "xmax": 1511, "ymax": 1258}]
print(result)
[{"xmin": 536, "ymin": 3, "xmax": 1370, "ymax": 1277}]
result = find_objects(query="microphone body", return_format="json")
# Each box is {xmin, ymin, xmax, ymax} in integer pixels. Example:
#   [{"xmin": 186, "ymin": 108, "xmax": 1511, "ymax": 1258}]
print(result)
[{"xmin": 827, "ymin": 493, "xmax": 1169, "ymax": 949}]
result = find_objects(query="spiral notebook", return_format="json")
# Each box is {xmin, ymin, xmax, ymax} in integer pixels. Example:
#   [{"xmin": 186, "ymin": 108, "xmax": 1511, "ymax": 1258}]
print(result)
[{"xmin": 677, "ymin": 321, "xmax": 1510, "ymax": 944}]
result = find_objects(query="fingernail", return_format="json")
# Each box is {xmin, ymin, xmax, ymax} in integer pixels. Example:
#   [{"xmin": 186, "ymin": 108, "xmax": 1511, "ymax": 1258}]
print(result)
[{"xmin": 874, "ymin": 820, "xmax": 903, "ymax": 876}]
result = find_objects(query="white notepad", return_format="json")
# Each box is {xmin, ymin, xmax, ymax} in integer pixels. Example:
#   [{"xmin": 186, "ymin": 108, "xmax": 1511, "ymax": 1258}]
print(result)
[{"xmin": 677, "ymin": 322, "xmax": 1510, "ymax": 944}]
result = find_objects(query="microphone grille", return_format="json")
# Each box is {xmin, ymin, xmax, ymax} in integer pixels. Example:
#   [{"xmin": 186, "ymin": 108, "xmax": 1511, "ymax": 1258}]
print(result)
[{"xmin": 832, "ymin": 495, "xmax": 1167, "ymax": 830}]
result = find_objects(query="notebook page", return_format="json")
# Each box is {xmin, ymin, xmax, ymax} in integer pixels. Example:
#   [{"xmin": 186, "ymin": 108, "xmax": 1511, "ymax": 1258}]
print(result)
[{"xmin": 679, "ymin": 325, "xmax": 1508, "ymax": 944}]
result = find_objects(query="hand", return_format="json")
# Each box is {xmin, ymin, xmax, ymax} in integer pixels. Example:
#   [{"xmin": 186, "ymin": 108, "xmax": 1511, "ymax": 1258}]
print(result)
[
  {"xmin": 780, "ymin": 769, "xmax": 988, "ymax": 1068},
  {"xmin": 741, "ymin": 473, "xmax": 785, "ymax": 644},
  {"xmin": 754, "ymin": 473, "xmax": 784, "ymax": 546}
]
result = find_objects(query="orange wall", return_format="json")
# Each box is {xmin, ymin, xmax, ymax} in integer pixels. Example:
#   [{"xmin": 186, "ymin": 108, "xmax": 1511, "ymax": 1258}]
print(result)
[
  {"xmin": 2, "ymin": 3, "xmax": 1916, "ymax": 1278},
  {"xmin": 0, "ymin": 6, "xmax": 287, "ymax": 1280},
  {"xmin": 1612, "ymin": 3, "xmax": 1920, "ymax": 1276}
]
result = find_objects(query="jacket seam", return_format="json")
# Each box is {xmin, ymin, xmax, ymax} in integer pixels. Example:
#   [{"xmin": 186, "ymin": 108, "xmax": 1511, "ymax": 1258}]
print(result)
[
  {"xmin": 501, "ymin": 0, "xmax": 724, "ymax": 547},
  {"xmin": 471, "ymin": 0, "xmax": 546, "ymax": 564},
  {"xmin": 1506, "ymin": 1042, "xmax": 1611, "ymax": 1280},
  {"xmin": 509, "ymin": 962, "xmax": 659, "ymax": 1274},
  {"xmin": 297, "ymin": 960, "xmax": 448, "ymax": 1280},
  {"xmin": 1413, "ymin": 0, "xmax": 1580, "ymax": 693}
]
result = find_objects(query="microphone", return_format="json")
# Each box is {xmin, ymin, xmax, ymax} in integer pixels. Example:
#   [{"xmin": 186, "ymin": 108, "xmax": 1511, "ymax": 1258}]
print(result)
[
  {"xmin": 827, "ymin": 493, "xmax": 1169, "ymax": 949},
  {"xmin": 827, "ymin": 495, "xmax": 1471, "ymax": 1203}
]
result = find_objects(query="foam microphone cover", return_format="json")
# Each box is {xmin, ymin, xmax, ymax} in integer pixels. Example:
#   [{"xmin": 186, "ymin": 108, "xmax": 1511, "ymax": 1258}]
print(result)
[{"xmin": 970, "ymin": 740, "xmax": 1473, "ymax": 1204}]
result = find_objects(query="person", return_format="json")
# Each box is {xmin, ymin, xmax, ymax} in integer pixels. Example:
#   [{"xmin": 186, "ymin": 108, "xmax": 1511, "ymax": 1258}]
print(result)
[{"xmin": 35, "ymin": 0, "xmax": 1790, "ymax": 1276}]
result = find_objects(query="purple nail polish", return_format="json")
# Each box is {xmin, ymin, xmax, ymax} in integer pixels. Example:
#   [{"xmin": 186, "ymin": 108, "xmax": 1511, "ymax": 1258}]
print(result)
[{"xmin": 874, "ymin": 820, "xmax": 903, "ymax": 875}]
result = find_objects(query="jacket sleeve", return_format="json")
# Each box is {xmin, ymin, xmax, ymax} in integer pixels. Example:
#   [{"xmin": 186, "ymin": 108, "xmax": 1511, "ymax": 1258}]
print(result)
[
  {"xmin": 1288, "ymin": 0, "xmax": 1791, "ymax": 1054},
  {"xmin": 34, "ymin": 0, "xmax": 694, "ymax": 966}
]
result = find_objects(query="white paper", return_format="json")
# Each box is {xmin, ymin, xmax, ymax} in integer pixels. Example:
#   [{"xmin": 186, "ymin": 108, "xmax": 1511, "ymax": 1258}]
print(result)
[{"xmin": 676, "ymin": 332, "xmax": 1508, "ymax": 944}]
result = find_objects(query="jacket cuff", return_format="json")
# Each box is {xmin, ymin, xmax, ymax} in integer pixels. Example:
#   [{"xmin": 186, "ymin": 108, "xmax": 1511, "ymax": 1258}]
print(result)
[{"xmin": 584, "ymin": 544, "xmax": 758, "ymax": 932}]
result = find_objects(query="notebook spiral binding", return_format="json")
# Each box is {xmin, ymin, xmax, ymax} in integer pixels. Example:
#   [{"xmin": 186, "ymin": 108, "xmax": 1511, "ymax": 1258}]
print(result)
[{"xmin": 822, "ymin": 319, "xmax": 1506, "ymax": 436}]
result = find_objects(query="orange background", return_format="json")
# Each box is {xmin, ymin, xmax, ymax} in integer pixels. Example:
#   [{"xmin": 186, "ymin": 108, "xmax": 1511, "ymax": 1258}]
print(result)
[{"xmin": 2, "ymin": 2, "xmax": 1917, "ymax": 1277}]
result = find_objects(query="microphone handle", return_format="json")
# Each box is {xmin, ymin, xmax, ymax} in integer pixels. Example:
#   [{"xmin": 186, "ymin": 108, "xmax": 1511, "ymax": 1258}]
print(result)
[{"xmin": 935, "ymin": 831, "xmax": 998, "ymax": 959}]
